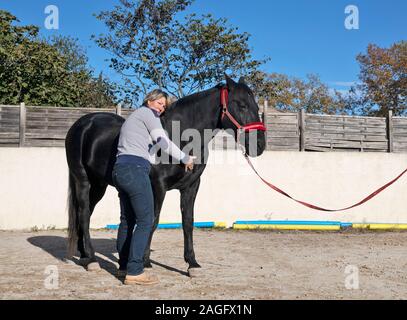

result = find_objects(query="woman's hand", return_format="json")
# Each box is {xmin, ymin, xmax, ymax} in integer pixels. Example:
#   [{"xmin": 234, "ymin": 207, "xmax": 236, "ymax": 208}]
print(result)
[{"xmin": 185, "ymin": 156, "xmax": 197, "ymax": 172}]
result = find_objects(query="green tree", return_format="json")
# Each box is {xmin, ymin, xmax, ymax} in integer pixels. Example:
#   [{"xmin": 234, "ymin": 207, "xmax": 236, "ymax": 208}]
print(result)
[
  {"xmin": 80, "ymin": 72, "xmax": 118, "ymax": 108},
  {"xmin": 94, "ymin": 0, "xmax": 267, "ymax": 102},
  {"xmin": 47, "ymin": 35, "xmax": 118, "ymax": 108},
  {"xmin": 248, "ymin": 71, "xmax": 347, "ymax": 114},
  {"xmin": 0, "ymin": 10, "xmax": 67, "ymax": 105},
  {"xmin": 48, "ymin": 35, "xmax": 89, "ymax": 73},
  {"xmin": 0, "ymin": 11, "xmax": 117, "ymax": 107},
  {"xmin": 355, "ymin": 41, "xmax": 407, "ymax": 116}
]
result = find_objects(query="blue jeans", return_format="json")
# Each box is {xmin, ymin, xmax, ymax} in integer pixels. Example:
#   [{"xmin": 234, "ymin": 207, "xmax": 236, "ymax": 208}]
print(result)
[{"xmin": 112, "ymin": 162, "xmax": 154, "ymax": 276}]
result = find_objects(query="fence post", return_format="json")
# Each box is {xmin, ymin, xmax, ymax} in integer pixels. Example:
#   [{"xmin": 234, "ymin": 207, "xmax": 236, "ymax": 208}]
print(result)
[
  {"xmin": 263, "ymin": 100, "xmax": 269, "ymax": 150},
  {"xmin": 299, "ymin": 108, "xmax": 305, "ymax": 151},
  {"xmin": 116, "ymin": 103, "xmax": 122, "ymax": 116},
  {"xmin": 262, "ymin": 100, "xmax": 268, "ymax": 123},
  {"xmin": 387, "ymin": 109, "xmax": 394, "ymax": 153},
  {"xmin": 19, "ymin": 102, "xmax": 26, "ymax": 147}
]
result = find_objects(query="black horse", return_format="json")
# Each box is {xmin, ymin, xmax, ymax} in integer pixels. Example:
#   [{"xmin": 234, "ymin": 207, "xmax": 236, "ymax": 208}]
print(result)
[{"xmin": 65, "ymin": 75, "xmax": 266, "ymax": 276}]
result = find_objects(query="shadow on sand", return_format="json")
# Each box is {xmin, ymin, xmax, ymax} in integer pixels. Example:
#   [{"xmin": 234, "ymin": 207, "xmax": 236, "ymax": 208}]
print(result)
[{"xmin": 27, "ymin": 236, "xmax": 189, "ymax": 278}]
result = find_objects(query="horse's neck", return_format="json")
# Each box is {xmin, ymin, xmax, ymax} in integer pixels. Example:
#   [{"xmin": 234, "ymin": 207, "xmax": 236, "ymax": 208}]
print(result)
[{"xmin": 163, "ymin": 88, "xmax": 221, "ymax": 134}]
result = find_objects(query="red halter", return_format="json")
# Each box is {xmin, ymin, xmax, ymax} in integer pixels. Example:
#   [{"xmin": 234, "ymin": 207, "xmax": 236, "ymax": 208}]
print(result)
[{"xmin": 220, "ymin": 87, "xmax": 266, "ymax": 132}]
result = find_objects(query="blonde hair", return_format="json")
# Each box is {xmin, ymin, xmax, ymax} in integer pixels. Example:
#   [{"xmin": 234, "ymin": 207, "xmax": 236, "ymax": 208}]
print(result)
[
  {"xmin": 142, "ymin": 89, "xmax": 169, "ymax": 107},
  {"xmin": 167, "ymin": 95, "xmax": 178, "ymax": 106}
]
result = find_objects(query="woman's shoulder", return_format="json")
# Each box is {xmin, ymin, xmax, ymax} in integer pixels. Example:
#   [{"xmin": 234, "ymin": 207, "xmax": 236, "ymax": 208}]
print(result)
[
  {"xmin": 130, "ymin": 105, "xmax": 153, "ymax": 118},
  {"xmin": 137, "ymin": 105, "xmax": 160, "ymax": 119},
  {"xmin": 130, "ymin": 106, "xmax": 161, "ymax": 130}
]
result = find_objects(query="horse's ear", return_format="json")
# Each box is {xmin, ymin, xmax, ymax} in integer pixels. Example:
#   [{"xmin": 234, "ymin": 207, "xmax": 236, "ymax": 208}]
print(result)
[
  {"xmin": 238, "ymin": 77, "xmax": 246, "ymax": 84},
  {"xmin": 225, "ymin": 73, "xmax": 236, "ymax": 89}
]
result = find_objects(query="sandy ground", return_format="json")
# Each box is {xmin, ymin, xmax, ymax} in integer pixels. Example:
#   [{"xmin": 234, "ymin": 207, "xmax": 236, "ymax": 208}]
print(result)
[{"xmin": 0, "ymin": 228, "xmax": 407, "ymax": 300}]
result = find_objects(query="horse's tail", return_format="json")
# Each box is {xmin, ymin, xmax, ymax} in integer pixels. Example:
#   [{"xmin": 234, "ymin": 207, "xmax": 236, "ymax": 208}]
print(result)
[{"xmin": 67, "ymin": 172, "xmax": 78, "ymax": 257}]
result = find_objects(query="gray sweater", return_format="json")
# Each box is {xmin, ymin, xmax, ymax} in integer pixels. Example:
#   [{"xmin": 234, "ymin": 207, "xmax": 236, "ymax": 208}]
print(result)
[{"xmin": 116, "ymin": 105, "xmax": 190, "ymax": 165}]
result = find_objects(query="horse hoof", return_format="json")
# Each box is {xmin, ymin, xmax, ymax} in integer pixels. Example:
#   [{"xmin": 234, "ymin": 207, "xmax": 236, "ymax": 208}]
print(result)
[
  {"xmin": 188, "ymin": 267, "xmax": 203, "ymax": 278},
  {"xmin": 62, "ymin": 257, "xmax": 76, "ymax": 265},
  {"xmin": 78, "ymin": 258, "xmax": 90, "ymax": 266},
  {"xmin": 86, "ymin": 262, "xmax": 101, "ymax": 272}
]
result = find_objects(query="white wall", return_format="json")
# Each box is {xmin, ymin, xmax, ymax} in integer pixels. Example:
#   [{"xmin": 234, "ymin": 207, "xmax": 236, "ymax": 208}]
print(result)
[{"xmin": 0, "ymin": 147, "xmax": 406, "ymax": 230}]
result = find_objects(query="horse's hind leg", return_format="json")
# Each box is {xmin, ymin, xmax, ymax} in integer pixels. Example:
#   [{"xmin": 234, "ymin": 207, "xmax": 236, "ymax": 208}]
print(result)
[
  {"xmin": 89, "ymin": 182, "xmax": 107, "ymax": 216},
  {"xmin": 86, "ymin": 182, "xmax": 108, "ymax": 270},
  {"xmin": 77, "ymin": 180, "xmax": 107, "ymax": 254},
  {"xmin": 74, "ymin": 178, "xmax": 100, "ymax": 271}
]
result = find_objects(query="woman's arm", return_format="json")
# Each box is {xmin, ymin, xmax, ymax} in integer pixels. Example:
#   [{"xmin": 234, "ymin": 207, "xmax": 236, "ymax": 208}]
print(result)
[{"xmin": 143, "ymin": 108, "xmax": 190, "ymax": 164}]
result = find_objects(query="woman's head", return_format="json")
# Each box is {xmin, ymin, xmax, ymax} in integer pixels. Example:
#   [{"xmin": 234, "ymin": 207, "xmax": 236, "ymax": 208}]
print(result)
[{"xmin": 143, "ymin": 89, "xmax": 169, "ymax": 114}]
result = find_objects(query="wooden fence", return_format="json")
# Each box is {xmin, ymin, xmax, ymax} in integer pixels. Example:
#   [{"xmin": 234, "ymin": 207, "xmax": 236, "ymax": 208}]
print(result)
[
  {"xmin": 0, "ymin": 104, "xmax": 132, "ymax": 148},
  {"xmin": 1, "ymin": 103, "xmax": 407, "ymax": 152},
  {"xmin": 264, "ymin": 109, "xmax": 407, "ymax": 153}
]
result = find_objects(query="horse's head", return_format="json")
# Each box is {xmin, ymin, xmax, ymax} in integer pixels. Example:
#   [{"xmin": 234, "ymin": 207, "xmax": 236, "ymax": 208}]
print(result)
[{"xmin": 220, "ymin": 75, "xmax": 266, "ymax": 157}]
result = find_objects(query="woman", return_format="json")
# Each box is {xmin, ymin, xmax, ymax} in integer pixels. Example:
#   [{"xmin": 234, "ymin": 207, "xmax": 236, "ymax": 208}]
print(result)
[{"xmin": 112, "ymin": 89, "xmax": 196, "ymax": 285}]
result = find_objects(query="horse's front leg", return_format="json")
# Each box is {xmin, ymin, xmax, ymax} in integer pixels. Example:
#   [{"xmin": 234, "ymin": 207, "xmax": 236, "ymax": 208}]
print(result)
[
  {"xmin": 180, "ymin": 177, "xmax": 201, "ymax": 277},
  {"xmin": 143, "ymin": 183, "xmax": 166, "ymax": 268}
]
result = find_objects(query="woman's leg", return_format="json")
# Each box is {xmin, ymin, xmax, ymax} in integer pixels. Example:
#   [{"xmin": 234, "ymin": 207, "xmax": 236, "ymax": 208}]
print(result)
[
  {"xmin": 126, "ymin": 170, "xmax": 154, "ymax": 276},
  {"xmin": 113, "ymin": 163, "xmax": 154, "ymax": 276},
  {"xmin": 116, "ymin": 190, "xmax": 135, "ymax": 270}
]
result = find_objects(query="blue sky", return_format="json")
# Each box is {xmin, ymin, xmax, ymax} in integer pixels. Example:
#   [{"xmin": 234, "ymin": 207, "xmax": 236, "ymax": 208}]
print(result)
[{"xmin": 2, "ymin": 0, "xmax": 406, "ymax": 92}]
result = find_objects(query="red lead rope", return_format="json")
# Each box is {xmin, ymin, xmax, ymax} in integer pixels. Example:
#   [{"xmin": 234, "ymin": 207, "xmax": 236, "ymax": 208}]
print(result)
[
  {"xmin": 219, "ymin": 86, "xmax": 407, "ymax": 212},
  {"xmin": 242, "ymin": 153, "xmax": 407, "ymax": 212}
]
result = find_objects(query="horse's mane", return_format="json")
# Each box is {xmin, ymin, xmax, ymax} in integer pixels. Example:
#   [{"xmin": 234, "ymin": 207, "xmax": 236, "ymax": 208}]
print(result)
[{"xmin": 165, "ymin": 83, "xmax": 224, "ymax": 112}]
